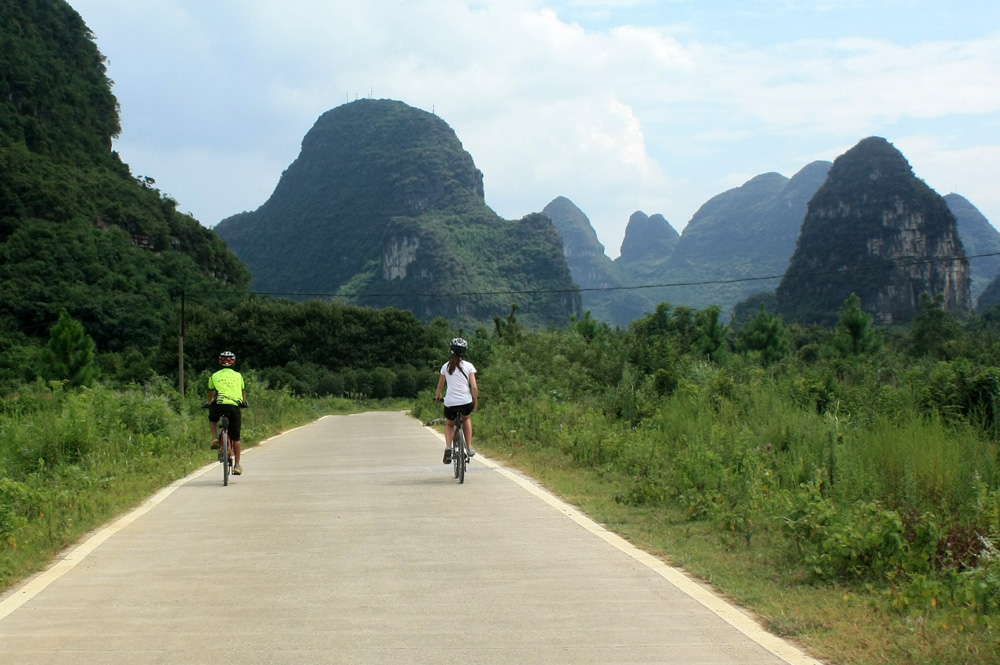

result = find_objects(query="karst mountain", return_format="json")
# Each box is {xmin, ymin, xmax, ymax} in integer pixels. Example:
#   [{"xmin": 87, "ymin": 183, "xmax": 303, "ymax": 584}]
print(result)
[
  {"xmin": 215, "ymin": 99, "xmax": 581, "ymax": 328},
  {"xmin": 776, "ymin": 137, "xmax": 970, "ymax": 324}
]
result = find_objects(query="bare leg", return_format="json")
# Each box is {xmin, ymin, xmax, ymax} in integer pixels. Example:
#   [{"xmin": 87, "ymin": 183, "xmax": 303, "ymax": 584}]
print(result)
[
  {"xmin": 462, "ymin": 415, "xmax": 474, "ymax": 453},
  {"xmin": 445, "ymin": 419, "xmax": 456, "ymax": 458},
  {"xmin": 234, "ymin": 441, "xmax": 242, "ymax": 465}
]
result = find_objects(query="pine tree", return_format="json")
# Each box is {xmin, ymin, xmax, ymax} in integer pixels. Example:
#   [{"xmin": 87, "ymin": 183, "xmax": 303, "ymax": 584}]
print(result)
[
  {"xmin": 739, "ymin": 304, "xmax": 791, "ymax": 365},
  {"xmin": 696, "ymin": 305, "xmax": 729, "ymax": 362},
  {"xmin": 830, "ymin": 294, "xmax": 880, "ymax": 357},
  {"xmin": 40, "ymin": 309, "xmax": 98, "ymax": 387}
]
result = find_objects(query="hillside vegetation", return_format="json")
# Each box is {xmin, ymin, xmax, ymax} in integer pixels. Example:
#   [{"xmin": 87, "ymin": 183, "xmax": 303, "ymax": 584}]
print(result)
[
  {"xmin": 215, "ymin": 99, "xmax": 582, "ymax": 329},
  {"xmin": 0, "ymin": 0, "xmax": 250, "ymax": 386}
]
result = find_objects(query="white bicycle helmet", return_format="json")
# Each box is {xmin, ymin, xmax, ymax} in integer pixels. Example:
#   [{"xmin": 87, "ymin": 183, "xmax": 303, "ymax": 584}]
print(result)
[{"xmin": 450, "ymin": 338, "xmax": 468, "ymax": 356}]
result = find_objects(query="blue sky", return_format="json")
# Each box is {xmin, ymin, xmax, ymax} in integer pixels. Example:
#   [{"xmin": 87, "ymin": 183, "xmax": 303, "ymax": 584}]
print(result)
[{"xmin": 71, "ymin": 0, "xmax": 1000, "ymax": 257}]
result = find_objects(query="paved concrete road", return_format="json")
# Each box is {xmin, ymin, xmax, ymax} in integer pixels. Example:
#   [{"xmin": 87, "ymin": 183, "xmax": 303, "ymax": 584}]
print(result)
[{"xmin": 0, "ymin": 412, "xmax": 822, "ymax": 665}]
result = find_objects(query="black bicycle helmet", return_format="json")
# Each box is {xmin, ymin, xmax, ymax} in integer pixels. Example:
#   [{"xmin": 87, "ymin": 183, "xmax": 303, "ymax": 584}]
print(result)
[
  {"xmin": 219, "ymin": 351, "xmax": 236, "ymax": 365},
  {"xmin": 450, "ymin": 338, "xmax": 468, "ymax": 356}
]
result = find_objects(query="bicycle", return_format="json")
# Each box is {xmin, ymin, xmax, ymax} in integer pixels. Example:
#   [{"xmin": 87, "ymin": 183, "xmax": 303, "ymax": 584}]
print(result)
[
  {"xmin": 202, "ymin": 402, "xmax": 246, "ymax": 486},
  {"xmin": 451, "ymin": 425, "xmax": 469, "ymax": 484}
]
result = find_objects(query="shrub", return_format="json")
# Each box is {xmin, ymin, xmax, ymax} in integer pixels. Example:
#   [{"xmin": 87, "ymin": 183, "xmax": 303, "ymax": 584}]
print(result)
[{"xmin": 370, "ymin": 368, "xmax": 395, "ymax": 399}]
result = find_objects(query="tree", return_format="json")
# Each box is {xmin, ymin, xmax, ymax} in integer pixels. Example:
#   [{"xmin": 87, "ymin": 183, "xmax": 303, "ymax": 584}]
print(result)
[
  {"xmin": 738, "ymin": 304, "xmax": 791, "ymax": 365},
  {"xmin": 40, "ymin": 309, "xmax": 98, "ymax": 387},
  {"xmin": 910, "ymin": 292, "xmax": 959, "ymax": 359},
  {"xmin": 830, "ymin": 293, "xmax": 880, "ymax": 357},
  {"xmin": 572, "ymin": 310, "xmax": 606, "ymax": 341},
  {"xmin": 494, "ymin": 303, "xmax": 522, "ymax": 344},
  {"xmin": 370, "ymin": 367, "xmax": 395, "ymax": 399},
  {"xmin": 696, "ymin": 305, "xmax": 729, "ymax": 362}
]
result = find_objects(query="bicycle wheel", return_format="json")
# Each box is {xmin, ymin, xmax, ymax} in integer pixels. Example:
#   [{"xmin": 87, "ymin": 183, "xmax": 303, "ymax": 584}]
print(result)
[
  {"xmin": 456, "ymin": 429, "xmax": 466, "ymax": 484},
  {"xmin": 220, "ymin": 430, "xmax": 230, "ymax": 486},
  {"xmin": 452, "ymin": 431, "xmax": 460, "ymax": 479}
]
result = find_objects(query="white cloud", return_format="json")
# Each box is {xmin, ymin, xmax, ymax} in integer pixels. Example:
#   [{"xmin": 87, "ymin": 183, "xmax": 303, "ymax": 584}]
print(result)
[{"xmin": 70, "ymin": 0, "xmax": 1000, "ymax": 253}]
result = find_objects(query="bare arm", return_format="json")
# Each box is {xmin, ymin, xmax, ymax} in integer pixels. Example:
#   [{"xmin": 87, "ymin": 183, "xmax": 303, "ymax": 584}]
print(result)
[
  {"xmin": 469, "ymin": 372, "xmax": 479, "ymax": 412},
  {"xmin": 434, "ymin": 373, "xmax": 446, "ymax": 401}
]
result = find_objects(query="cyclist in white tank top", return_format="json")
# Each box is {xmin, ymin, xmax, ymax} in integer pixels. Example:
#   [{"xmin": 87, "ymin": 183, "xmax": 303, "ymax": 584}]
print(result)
[{"xmin": 434, "ymin": 337, "xmax": 478, "ymax": 463}]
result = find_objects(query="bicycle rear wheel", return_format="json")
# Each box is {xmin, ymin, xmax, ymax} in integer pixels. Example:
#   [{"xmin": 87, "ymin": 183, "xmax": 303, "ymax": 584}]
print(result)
[
  {"xmin": 456, "ymin": 429, "xmax": 466, "ymax": 484},
  {"xmin": 220, "ymin": 430, "xmax": 231, "ymax": 486}
]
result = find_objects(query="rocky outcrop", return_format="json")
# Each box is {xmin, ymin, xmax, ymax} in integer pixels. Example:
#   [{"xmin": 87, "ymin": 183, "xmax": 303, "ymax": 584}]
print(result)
[
  {"xmin": 617, "ymin": 211, "xmax": 679, "ymax": 268},
  {"xmin": 542, "ymin": 197, "xmax": 615, "ymax": 289},
  {"xmin": 776, "ymin": 137, "xmax": 970, "ymax": 324}
]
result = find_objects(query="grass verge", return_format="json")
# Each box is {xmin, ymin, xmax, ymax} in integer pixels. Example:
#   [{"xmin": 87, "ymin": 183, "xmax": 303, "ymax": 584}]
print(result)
[
  {"xmin": 0, "ymin": 384, "xmax": 410, "ymax": 595},
  {"xmin": 475, "ymin": 437, "xmax": 1000, "ymax": 665}
]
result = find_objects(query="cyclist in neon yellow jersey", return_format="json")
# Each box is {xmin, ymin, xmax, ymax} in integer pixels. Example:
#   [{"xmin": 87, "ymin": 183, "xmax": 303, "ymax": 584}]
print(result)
[{"xmin": 208, "ymin": 351, "xmax": 248, "ymax": 475}]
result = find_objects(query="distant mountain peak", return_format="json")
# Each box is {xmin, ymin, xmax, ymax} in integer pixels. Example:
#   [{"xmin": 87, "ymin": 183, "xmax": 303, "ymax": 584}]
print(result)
[
  {"xmin": 776, "ymin": 136, "xmax": 970, "ymax": 324},
  {"xmin": 541, "ymin": 197, "xmax": 654, "ymax": 325},
  {"xmin": 542, "ymin": 196, "xmax": 606, "ymax": 257},
  {"xmin": 618, "ymin": 211, "xmax": 679, "ymax": 265},
  {"xmin": 215, "ymin": 99, "xmax": 580, "ymax": 326}
]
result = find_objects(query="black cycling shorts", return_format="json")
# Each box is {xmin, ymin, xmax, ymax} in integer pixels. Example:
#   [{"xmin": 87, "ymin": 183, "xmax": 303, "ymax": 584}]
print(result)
[
  {"xmin": 208, "ymin": 403, "xmax": 243, "ymax": 441},
  {"xmin": 443, "ymin": 401, "xmax": 474, "ymax": 422}
]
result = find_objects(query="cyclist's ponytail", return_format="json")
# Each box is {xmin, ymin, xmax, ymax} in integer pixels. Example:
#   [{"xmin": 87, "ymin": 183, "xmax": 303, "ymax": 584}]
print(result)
[{"xmin": 447, "ymin": 337, "xmax": 468, "ymax": 375}]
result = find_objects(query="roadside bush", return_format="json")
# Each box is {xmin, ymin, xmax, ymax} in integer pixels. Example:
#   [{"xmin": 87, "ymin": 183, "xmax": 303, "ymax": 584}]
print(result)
[
  {"xmin": 393, "ymin": 366, "xmax": 418, "ymax": 398},
  {"xmin": 317, "ymin": 372, "xmax": 345, "ymax": 397},
  {"xmin": 370, "ymin": 368, "xmax": 395, "ymax": 399},
  {"xmin": 780, "ymin": 480, "xmax": 906, "ymax": 582}
]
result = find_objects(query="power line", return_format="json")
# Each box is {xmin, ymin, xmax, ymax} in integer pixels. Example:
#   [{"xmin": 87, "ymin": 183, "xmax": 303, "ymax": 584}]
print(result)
[{"xmin": 246, "ymin": 251, "xmax": 996, "ymax": 301}]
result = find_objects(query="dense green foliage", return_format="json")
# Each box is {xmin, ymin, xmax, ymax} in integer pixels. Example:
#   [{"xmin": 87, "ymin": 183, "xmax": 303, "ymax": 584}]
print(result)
[
  {"xmin": 0, "ymin": 0, "xmax": 118, "ymax": 163},
  {"xmin": 0, "ymin": 0, "xmax": 251, "ymax": 386},
  {"xmin": 167, "ymin": 297, "xmax": 451, "ymax": 399},
  {"xmin": 215, "ymin": 99, "xmax": 581, "ymax": 329},
  {"xmin": 412, "ymin": 295, "xmax": 1000, "ymax": 649}
]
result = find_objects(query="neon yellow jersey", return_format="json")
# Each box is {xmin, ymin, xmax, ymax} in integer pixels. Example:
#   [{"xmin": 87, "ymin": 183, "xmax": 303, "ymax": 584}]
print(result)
[{"xmin": 209, "ymin": 368, "xmax": 245, "ymax": 405}]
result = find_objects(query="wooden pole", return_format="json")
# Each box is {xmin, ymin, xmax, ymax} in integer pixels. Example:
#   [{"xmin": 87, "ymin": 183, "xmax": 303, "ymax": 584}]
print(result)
[{"xmin": 178, "ymin": 290, "xmax": 185, "ymax": 397}]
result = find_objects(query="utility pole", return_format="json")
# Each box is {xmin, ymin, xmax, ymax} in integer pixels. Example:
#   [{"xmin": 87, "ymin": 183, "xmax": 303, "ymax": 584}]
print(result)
[{"xmin": 178, "ymin": 290, "xmax": 185, "ymax": 397}]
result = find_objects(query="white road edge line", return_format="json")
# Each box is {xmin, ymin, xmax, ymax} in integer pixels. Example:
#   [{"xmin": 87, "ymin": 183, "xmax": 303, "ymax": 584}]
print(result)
[
  {"xmin": 429, "ymin": 428, "xmax": 823, "ymax": 665},
  {"xmin": 0, "ymin": 422, "xmax": 316, "ymax": 623}
]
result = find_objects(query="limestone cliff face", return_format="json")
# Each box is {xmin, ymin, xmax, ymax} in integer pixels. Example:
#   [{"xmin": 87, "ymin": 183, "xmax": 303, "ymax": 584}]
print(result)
[{"xmin": 776, "ymin": 137, "xmax": 970, "ymax": 325}]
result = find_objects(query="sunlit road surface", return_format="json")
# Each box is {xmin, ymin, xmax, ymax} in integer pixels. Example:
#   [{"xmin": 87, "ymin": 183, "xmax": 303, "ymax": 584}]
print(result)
[{"xmin": 0, "ymin": 412, "xmax": 822, "ymax": 665}]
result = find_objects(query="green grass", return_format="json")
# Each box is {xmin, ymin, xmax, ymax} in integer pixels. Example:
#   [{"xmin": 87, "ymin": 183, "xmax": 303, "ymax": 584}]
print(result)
[
  {"xmin": 475, "ymin": 435, "xmax": 1000, "ymax": 665},
  {"xmin": 0, "ymin": 380, "xmax": 411, "ymax": 593}
]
